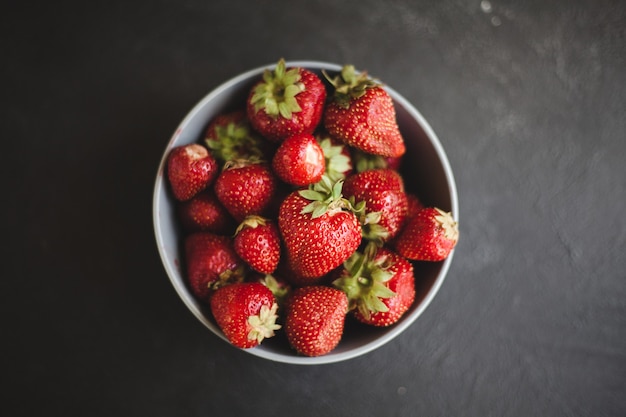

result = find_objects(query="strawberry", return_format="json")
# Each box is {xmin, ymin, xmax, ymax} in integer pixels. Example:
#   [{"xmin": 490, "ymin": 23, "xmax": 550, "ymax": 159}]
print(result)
[
  {"xmin": 247, "ymin": 59, "xmax": 326, "ymax": 142},
  {"xmin": 233, "ymin": 215, "xmax": 281, "ymax": 274},
  {"xmin": 387, "ymin": 192, "xmax": 425, "ymax": 247},
  {"xmin": 385, "ymin": 155, "xmax": 403, "ymax": 171},
  {"xmin": 177, "ymin": 189, "xmax": 236, "ymax": 235},
  {"xmin": 273, "ymin": 253, "xmax": 314, "ymax": 287},
  {"xmin": 342, "ymin": 168, "xmax": 408, "ymax": 243},
  {"xmin": 405, "ymin": 193, "xmax": 425, "ymax": 219},
  {"xmin": 285, "ymin": 286, "xmax": 348, "ymax": 356},
  {"xmin": 394, "ymin": 207, "xmax": 459, "ymax": 261},
  {"xmin": 214, "ymin": 160, "xmax": 278, "ymax": 222},
  {"xmin": 184, "ymin": 232, "xmax": 245, "ymax": 303},
  {"xmin": 323, "ymin": 65, "xmax": 405, "ymax": 158},
  {"xmin": 264, "ymin": 180, "xmax": 293, "ymax": 220},
  {"xmin": 166, "ymin": 144, "xmax": 219, "ymax": 201},
  {"xmin": 272, "ymin": 133, "xmax": 325, "ymax": 186},
  {"xmin": 204, "ymin": 110, "xmax": 269, "ymax": 163},
  {"xmin": 349, "ymin": 166, "xmax": 405, "ymax": 193},
  {"xmin": 210, "ymin": 282, "xmax": 281, "ymax": 349},
  {"xmin": 278, "ymin": 177, "xmax": 362, "ymax": 280},
  {"xmin": 333, "ymin": 245, "xmax": 415, "ymax": 327}
]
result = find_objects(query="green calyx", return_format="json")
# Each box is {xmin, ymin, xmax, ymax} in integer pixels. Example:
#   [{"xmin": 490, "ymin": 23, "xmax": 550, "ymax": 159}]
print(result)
[
  {"xmin": 210, "ymin": 265, "xmax": 247, "ymax": 291},
  {"xmin": 353, "ymin": 149, "xmax": 390, "ymax": 173},
  {"xmin": 322, "ymin": 65, "xmax": 379, "ymax": 109},
  {"xmin": 260, "ymin": 274, "xmax": 291, "ymax": 308},
  {"xmin": 222, "ymin": 155, "xmax": 265, "ymax": 171},
  {"xmin": 250, "ymin": 58, "xmax": 304, "ymax": 119},
  {"xmin": 206, "ymin": 121, "xmax": 264, "ymax": 163},
  {"xmin": 235, "ymin": 215, "xmax": 268, "ymax": 235},
  {"xmin": 298, "ymin": 175, "xmax": 363, "ymax": 219},
  {"xmin": 360, "ymin": 211, "xmax": 391, "ymax": 246},
  {"xmin": 317, "ymin": 136, "xmax": 352, "ymax": 182},
  {"xmin": 332, "ymin": 243, "xmax": 396, "ymax": 319}
]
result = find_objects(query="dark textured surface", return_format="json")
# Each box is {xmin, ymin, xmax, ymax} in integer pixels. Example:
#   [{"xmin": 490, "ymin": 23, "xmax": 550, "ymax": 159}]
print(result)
[{"xmin": 3, "ymin": 1, "xmax": 625, "ymax": 416}]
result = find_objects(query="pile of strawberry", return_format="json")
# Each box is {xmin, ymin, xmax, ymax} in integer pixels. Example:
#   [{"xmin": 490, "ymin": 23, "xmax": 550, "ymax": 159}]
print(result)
[{"xmin": 165, "ymin": 59, "xmax": 459, "ymax": 357}]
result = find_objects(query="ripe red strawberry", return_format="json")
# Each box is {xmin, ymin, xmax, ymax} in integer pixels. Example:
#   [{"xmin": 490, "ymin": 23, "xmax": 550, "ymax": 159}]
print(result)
[
  {"xmin": 166, "ymin": 144, "xmax": 218, "ymax": 201},
  {"xmin": 210, "ymin": 282, "xmax": 281, "ymax": 349},
  {"xmin": 333, "ymin": 245, "xmax": 415, "ymax": 327},
  {"xmin": 177, "ymin": 189, "xmax": 236, "ymax": 235},
  {"xmin": 278, "ymin": 178, "xmax": 362, "ymax": 280},
  {"xmin": 214, "ymin": 161, "xmax": 278, "ymax": 222},
  {"xmin": 388, "ymin": 192, "xmax": 425, "ymax": 247},
  {"xmin": 247, "ymin": 59, "xmax": 326, "ymax": 142},
  {"xmin": 264, "ymin": 180, "xmax": 293, "ymax": 220},
  {"xmin": 405, "ymin": 193, "xmax": 425, "ymax": 219},
  {"xmin": 233, "ymin": 215, "xmax": 281, "ymax": 274},
  {"xmin": 272, "ymin": 133, "xmax": 325, "ymax": 186},
  {"xmin": 273, "ymin": 253, "xmax": 314, "ymax": 287},
  {"xmin": 204, "ymin": 110, "xmax": 269, "ymax": 163},
  {"xmin": 342, "ymin": 168, "xmax": 408, "ymax": 243},
  {"xmin": 323, "ymin": 65, "xmax": 405, "ymax": 158},
  {"xmin": 386, "ymin": 156, "xmax": 403, "ymax": 171},
  {"xmin": 184, "ymin": 232, "xmax": 245, "ymax": 303},
  {"xmin": 394, "ymin": 207, "xmax": 459, "ymax": 261},
  {"xmin": 285, "ymin": 286, "xmax": 348, "ymax": 356}
]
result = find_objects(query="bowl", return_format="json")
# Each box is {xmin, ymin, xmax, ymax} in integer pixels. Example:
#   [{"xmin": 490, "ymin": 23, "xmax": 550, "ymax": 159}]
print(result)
[{"xmin": 153, "ymin": 60, "xmax": 458, "ymax": 365}]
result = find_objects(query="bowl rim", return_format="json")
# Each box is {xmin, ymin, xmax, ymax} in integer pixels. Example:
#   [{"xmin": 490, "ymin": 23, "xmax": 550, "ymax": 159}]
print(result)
[{"xmin": 153, "ymin": 60, "xmax": 458, "ymax": 365}]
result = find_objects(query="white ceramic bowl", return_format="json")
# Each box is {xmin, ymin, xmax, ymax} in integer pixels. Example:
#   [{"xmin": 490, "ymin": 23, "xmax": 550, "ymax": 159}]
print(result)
[{"xmin": 153, "ymin": 61, "xmax": 458, "ymax": 365}]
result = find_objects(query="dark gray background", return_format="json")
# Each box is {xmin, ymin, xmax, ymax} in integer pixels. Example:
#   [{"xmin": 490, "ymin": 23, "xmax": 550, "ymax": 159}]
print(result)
[{"xmin": 3, "ymin": 0, "xmax": 625, "ymax": 416}]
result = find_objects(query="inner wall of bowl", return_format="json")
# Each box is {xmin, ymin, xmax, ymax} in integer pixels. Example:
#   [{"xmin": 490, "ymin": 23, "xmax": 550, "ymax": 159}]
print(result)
[
  {"xmin": 155, "ymin": 61, "xmax": 457, "ymax": 364},
  {"xmin": 154, "ymin": 71, "xmax": 265, "ymax": 344}
]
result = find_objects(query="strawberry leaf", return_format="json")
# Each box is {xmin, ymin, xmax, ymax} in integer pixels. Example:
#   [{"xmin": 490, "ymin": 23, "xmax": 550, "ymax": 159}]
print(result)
[
  {"xmin": 264, "ymin": 99, "xmax": 278, "ymax": 116},
  {"xmin": 332, "ymin": 179, "xmax": 344, "ymax": 200},
  {"xmin": 284, "ymin": 84, "xmax": 303, "ymax": 99},
  {"xmin": 311, "ymin": 202, "xmax": 329, "ymax": 218},
  {"xmin": 371, "ymin": 268, "xmax": 394, "ymax": 284},
  {"xmin": 298, "ymin": 189, "xmax": 326, "ymax": 201}
]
